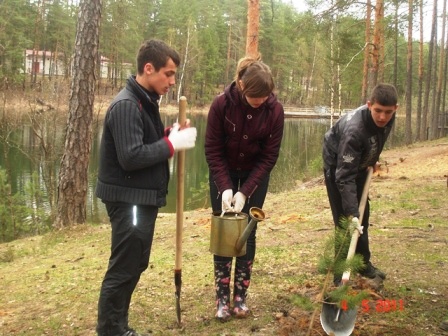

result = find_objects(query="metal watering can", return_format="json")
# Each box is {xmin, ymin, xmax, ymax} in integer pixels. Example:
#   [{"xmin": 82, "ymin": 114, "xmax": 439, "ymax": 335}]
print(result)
[{"xmin": 209, "ymin": 207, "xmax": 265, "ymax": 257}]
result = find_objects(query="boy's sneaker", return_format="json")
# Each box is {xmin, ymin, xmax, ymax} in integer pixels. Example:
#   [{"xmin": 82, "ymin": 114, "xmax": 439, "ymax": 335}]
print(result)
[
  {"xmin": 359, "ymin": 262, "xmax": 386, "ymax": 280},
  {"xmin": 333, "ymin": 275, "xmax": 342, "ymax": 287}
]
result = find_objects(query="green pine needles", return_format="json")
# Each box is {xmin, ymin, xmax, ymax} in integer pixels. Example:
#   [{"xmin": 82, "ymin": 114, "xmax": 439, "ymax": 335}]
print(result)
[{"xmin": 318, "ymin": 216, "xmax": 370, "ymax": 310}]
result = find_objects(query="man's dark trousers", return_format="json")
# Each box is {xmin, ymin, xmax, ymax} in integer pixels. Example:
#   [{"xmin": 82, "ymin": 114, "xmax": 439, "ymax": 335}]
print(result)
[{"xmin": 97, "ymin": 204, "xmax": 157, "ymax": 336}]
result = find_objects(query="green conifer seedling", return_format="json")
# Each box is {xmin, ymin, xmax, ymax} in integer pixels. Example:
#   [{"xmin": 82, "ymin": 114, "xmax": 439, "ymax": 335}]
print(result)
[{"xmin": 318, "ymin": 216, "xmax": 369, "ymax": 309}]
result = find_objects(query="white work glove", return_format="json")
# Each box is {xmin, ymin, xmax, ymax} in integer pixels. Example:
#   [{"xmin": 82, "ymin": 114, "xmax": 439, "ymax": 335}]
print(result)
[
  {"xmin": 351, "ymin": 217, "xmax": 364, "ymax": 235},
  {"xmin": 221, "ymin": 189, "xmax": 234, "ymax": 212},
  {"xmin": 232, "ymin": 192, "xmax": 247, "ymax": 213},
  {"xmin": 168, "ymin": 124, "xmax": 197, "ymax": 151}
]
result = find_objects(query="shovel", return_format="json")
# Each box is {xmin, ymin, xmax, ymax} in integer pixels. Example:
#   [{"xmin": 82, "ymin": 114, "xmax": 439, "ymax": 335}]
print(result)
[
  {"xmin": 320, "ymin": 166, "xmax": 374, "ymax": 336},
  {"xmin": 174, "ymin": 96, "xmax": 187, "ymax": 326}
]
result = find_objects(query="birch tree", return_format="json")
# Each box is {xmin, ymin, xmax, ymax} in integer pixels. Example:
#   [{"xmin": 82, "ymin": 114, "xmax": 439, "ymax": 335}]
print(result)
[
  {"xmin": 432, "ymin": 0, "xmax": 447, "ymax": 140},
  {"xmin": 416, "ymin": 0, "xmax": 424, "ymax": 141},
  {"xmin": 405, "ymin": 0, "xmax": 413, "ymax": 145},
  {"xmin": 361, "ymin": 0, "xmax": 372, "ymax": 104},
  {"xmin": 422, "ymin": 0, "xmax": 437, "ymax": 140}
]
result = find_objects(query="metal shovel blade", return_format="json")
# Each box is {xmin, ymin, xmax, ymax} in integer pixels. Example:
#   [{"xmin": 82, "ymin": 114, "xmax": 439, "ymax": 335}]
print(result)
[
  {"xmin": 320, "ymin": 301, "xmax": 357, "ymax": 336},
  {"xmin": 175, "ymin": 269, "xmax": 182, "ymax": 325}
]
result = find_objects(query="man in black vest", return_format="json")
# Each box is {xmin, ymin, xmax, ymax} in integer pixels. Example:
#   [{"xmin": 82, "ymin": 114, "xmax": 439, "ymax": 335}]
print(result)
[{"xmin": 95, "ymin": 39, "xmax": 197, "ymax": 336}]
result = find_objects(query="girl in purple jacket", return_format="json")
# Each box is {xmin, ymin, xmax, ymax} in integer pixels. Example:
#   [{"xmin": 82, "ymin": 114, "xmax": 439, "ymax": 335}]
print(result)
[{"xmin": 205, "ymin": 56, "xmax": 284, "ymax": 321}]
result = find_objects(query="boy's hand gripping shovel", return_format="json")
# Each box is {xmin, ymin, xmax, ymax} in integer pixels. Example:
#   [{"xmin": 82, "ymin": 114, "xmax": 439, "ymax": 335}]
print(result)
[{"xmin": 320, "ymin": 166, "xmax": 374, "ymax": 336}]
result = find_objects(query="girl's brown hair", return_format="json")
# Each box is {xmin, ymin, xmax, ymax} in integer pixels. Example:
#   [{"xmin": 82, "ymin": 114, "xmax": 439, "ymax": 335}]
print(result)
[{"xmin": 235, "ymin": 55, "xmax": 274, "ymax": 98}]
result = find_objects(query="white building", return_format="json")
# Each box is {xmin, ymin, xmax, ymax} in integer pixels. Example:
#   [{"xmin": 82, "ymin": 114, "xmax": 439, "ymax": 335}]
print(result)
[
  {"xmin": 24, "ymin": 49, "xmax": 133, "ymax": 79},
  {"xmin": 24, "ymin": 49, "xmax": 66, "ymax": 76}
]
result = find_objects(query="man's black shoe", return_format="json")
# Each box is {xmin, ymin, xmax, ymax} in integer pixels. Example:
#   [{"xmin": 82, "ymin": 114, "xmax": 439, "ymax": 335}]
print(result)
[
  {"xmin": 121, "ymin": 328, "xmax": 151, "ymax": 336},
  {"xmin": 359, "ymin": 262, "xmax": 386, "ymax": 280},
  {"xmin": 440, "ymin": 320, "xmax": 448, "ymax": 331}
]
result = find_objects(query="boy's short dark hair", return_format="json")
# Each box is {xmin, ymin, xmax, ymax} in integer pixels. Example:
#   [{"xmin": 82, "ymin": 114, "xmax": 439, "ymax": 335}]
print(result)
[
  {"xmin": 136, "ymin": 39, "xmax": 180, "ymax": 74},
  {"xmin": 370, "ymin": 83, "xmax": 398, "ymax": 106}
]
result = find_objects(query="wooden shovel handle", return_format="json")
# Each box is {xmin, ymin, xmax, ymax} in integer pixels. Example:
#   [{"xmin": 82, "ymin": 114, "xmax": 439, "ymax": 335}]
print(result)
[
  {"xmin": 175, "ymin": 97, "xmax": 187, "ymax": 270},
  {"xmin": 342, "ymin": 166, "xmax": 374, "ymax": 281}
]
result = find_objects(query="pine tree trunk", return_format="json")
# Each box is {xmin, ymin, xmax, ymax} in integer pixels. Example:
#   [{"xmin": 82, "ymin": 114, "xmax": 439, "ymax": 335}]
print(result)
[
  {"xmin": 246, "ymin": 0, "xmax": 260, "ymax": 57},
  {"xmin": 371, "ymin": 0, "xmax": 384, "ymax": 86},
  {"xmin": 55, "ymin": 0, "xmax": 102, "ymax": 228}
]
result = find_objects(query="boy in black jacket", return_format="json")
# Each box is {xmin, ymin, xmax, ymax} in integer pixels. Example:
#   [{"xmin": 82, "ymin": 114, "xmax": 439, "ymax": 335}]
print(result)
[{"xmin": 322, "ymin": 83, "xmax": 398, "ymax": 285}]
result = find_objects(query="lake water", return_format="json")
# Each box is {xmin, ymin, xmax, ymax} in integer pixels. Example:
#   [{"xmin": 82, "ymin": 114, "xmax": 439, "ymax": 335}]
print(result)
[{"xmin": 0, "ymin": 110, "xmax": 405, "ymax": 223}]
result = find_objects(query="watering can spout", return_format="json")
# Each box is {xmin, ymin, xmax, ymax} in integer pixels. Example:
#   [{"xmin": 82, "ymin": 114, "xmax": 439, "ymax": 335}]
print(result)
[{"xmin": 235, "ymin": 207, "xmax": 265, "ymax": 252}]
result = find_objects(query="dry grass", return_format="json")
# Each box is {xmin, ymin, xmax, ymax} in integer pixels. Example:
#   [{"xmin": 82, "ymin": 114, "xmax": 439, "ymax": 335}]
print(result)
[{"xmin": 1, "ymin": 139, "xmax": 448, "ymax": 335}]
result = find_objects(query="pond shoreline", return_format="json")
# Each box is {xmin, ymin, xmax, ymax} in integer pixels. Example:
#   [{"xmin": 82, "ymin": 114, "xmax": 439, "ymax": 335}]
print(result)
[
  {"xmin": 2, "ymin": 90, "xmax": 309, "ymax": 119},
  {"xmin": 2, "ymin": 90, "xmax": 211, "ymax": 118}
]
